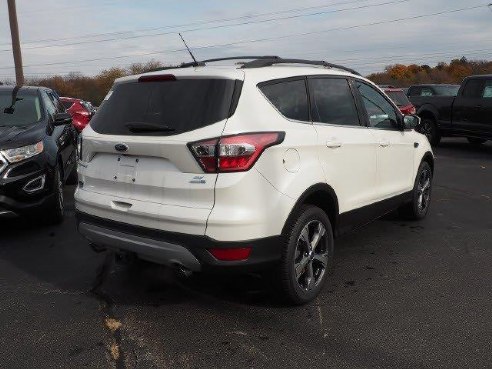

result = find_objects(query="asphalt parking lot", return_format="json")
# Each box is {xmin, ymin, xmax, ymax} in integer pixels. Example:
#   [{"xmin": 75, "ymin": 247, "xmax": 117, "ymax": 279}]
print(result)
[{"xmin": 0, "ymin": 138, "xmax": 491, "ymax": 369}]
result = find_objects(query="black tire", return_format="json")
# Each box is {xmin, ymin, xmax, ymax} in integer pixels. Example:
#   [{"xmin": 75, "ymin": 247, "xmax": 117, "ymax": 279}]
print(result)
[
  {"xmin": 399, "ymin": 161, "xmax": 433, "ymax": 220},
  {"xmin": 420, "ymin": 118, "xmax": 441, "ymax": 146},
  {"xmin": 45, "ymin": 165, "xmax": 65, "ymax": 225},
  {"xmin": 467, "ymin": 137, "xmax": 487, "ymax": 145},
  {"xmin": 277, "ymin": 205, "xmax": 334, "ymax": 305}
]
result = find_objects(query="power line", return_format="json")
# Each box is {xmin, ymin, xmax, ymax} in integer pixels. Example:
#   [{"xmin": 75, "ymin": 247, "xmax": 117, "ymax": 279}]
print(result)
[
  {"xmin": 0, "ymin": 0, "xmax": 374, "ymax": 47},
  {"xmin": 0, "ymin": 3, "xmax": 487, "ymax": 71},
  {"xmin": 2, "ymin": 48, "xmax": 491, "ymax": 79},
  {"xmin": 0, "ymin": 0, "xmax": 409, "ymax": 52},
  {"xmin": 188, "ymin": 3, "xmax": 488, "ymax": 54},
  {"xmin": 12, "ymin": 44, "xmax": 492, "ymax": 77}
]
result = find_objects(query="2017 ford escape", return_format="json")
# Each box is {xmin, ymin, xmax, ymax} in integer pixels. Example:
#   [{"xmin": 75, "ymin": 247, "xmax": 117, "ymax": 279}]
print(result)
[{"xmin": 75, "ymin": 57, "xmax": 434, "ymax": 304}]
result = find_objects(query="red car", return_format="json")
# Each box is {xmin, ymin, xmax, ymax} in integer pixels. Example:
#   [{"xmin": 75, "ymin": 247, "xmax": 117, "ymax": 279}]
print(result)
[
  {"xmin": 60, "ymin": 97, "xmax": 95, "ymax": 132},
  {"xmin": 381, "ymin": 87, "xmax": 416, "ymax": 115}
]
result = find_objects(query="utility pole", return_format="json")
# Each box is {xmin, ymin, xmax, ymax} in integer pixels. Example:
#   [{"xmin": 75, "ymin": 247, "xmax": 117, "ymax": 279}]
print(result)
[{"xmin": 7, "ymin": 0, "xmax": 24, "ymax": 86}]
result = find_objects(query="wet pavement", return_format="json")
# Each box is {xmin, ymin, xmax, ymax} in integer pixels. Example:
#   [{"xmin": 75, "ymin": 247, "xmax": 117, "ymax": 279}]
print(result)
[{"xmin": 1, "ymin": 138, "xmax": 491, "ymax": 368}]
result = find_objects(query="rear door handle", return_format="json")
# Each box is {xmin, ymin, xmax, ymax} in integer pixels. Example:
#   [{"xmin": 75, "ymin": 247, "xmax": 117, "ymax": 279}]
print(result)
[
  {"xmin": 379, "ymin": 140, "xmax": 390, "ymax": 147},
  {"xmin": 326, "ymin": 140, "xmax": 342, "ymax": 148}
]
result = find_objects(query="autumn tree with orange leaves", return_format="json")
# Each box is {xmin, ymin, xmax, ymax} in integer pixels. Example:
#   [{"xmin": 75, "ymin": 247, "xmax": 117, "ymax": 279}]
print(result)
[{"xmin": 368, "ymin": 57, "xmax": 492, "ymax": 87}]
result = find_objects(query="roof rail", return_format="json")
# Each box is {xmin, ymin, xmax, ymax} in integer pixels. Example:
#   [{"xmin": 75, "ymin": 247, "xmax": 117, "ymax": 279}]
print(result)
[
  {"xmin": 201, "ymin": 56, "xmax": 281, "ymax": 64},
  {"xmin": 151, "ymin": 56, "xmax": 281, "ymax": 72},
  {"xmin": 241, "ymin": 58, "xmax": 360, "ymax": 76}
]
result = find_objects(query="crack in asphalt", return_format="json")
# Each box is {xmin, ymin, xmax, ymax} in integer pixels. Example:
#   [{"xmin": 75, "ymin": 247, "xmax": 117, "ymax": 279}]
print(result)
[{"xmin": 90, "ymin": 253, "xmax": 126, "ymax": 369}]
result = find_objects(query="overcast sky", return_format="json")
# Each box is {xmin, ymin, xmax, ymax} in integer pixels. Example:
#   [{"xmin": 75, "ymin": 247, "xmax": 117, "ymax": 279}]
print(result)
[{"xmin": 0, "ymin": 0, "xmax": 490, "ymax": 78}]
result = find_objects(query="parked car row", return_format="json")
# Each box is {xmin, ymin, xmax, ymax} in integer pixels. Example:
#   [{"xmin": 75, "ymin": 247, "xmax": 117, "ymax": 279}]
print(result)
[
  {"xmin": 406, "ymin": 78, "xmax": 491, "ymax": 145},
  {"xmin": 380, "ymin": 79, "xmax": 491, "ymax": 146}
]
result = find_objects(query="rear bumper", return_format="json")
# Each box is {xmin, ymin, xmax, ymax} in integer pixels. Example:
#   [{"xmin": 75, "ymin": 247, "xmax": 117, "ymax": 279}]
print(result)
[{"xmin": 76, "ymin": 211, "xmax": 283, "ymax": 272}]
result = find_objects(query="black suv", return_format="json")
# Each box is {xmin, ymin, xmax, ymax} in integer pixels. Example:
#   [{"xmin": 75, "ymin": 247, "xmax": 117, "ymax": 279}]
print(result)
[{"xmin": 0, "ymin": 86, "xmax": 77, "ymax": 223}]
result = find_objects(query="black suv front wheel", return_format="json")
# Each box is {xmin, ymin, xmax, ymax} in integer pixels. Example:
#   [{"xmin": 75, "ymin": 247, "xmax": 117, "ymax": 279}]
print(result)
[{"xmin": 45, "ymin": 164, "xmax": 65, "ymax": 225}]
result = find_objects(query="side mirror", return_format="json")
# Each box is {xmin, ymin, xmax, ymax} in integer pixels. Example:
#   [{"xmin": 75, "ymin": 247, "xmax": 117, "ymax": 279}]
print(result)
[
  {"xmin": 403, "ymin": 114, "xmax": 420, "ymax": 130},
  {"xmin": 53, "ymin": 112, "xmax": 72, "ymax": 126}
]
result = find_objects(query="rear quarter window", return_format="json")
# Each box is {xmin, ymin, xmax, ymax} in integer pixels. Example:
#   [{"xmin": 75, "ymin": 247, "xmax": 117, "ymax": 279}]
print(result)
[
  {"xmin": 259, "ymin": 79, "xmax": 309, "ymax": 122},
  {"xmin": 90, "ymin": 78, "xmax": 238, "ymax": 136}
]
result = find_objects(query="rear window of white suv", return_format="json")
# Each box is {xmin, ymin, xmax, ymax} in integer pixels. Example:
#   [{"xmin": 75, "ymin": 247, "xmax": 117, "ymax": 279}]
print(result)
[{"xmin": 90, "ymin": 78, "xmax": 237, "ymax": 136}]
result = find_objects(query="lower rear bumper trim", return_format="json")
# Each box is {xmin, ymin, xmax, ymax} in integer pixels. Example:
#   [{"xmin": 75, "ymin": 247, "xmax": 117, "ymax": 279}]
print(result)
[
  {"xmin": 78, "ymin": 222, "xmax": 202, "ymax": 272},
  {"xmin": 76, "ymin": 211, "xmax": 283, "ymax": 272}
]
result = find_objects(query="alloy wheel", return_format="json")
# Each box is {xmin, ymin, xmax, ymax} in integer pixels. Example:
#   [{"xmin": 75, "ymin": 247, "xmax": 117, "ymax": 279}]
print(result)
[
  {"xmin": 417, "ymin": 168, "xmax": 431, "ymax": 212},
  {"xmin": 293, "ymin": 220, "xmax": 329, "ymax": 291}
]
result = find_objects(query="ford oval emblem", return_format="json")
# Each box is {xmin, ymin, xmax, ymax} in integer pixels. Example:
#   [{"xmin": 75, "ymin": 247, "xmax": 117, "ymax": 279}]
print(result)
[{"xmin": 115, "ymin": 143, "xmax": 128, "ymax": 152}]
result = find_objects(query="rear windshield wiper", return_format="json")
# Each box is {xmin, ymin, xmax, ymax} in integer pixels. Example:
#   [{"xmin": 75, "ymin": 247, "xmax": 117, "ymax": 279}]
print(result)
[{"xmin": 125, "ymin": 122, "xmax": 176, "ymax": 133}]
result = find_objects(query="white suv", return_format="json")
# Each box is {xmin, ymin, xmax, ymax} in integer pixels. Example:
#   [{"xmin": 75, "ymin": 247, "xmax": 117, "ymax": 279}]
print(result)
[{"xmin": 75, "ymin": 57, "xmax": 434, "ymax": 304}]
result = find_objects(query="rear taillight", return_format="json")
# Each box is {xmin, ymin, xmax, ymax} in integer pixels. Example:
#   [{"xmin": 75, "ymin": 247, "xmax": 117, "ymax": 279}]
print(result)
[{"xmin": 188, "ymin": 132, "xmax": 285, "ymax": 173}]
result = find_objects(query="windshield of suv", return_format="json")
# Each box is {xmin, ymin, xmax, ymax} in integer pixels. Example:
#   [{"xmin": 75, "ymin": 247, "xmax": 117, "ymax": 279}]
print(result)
[
  {"xmin": 385, "ymin": 90, "xmax": 411, "ymax": 107},
  {"xmin": 90, "ymin": 78, "xmax": 237, "ymax": 136},
  {"xmin": 433, "ymin": 85, "xmax": 460, "ymax": 96},
  {"xmin": 0, "ymin": 91, "xmax": 43, "ymax": 127}
]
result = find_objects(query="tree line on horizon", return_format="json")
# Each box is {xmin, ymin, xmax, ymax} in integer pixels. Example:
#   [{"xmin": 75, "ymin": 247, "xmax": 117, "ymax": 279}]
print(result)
[
  {"xmin": 1, "ymin": 60, "xmax": 167, "ymax": 106},
  {"xmin": 368, "ymin": 57, "xmax": 492, "ymax": 87},
  {"xmin": 1, "ymin": 57, "xmax": 492, "ymax": 105}
]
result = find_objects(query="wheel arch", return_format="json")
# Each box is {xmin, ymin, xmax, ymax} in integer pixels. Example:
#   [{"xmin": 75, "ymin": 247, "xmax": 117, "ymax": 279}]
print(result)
[
  {"xmin": 421, "ymin": 151, "xmax": 435, "ymax": 174},
  {"xmin": 417, "ymin": 107, "xmax": 438, "ymax": 122},
  {"xmin": 282, "ymin": 183, "xmax": 340, "ymax": 237}
]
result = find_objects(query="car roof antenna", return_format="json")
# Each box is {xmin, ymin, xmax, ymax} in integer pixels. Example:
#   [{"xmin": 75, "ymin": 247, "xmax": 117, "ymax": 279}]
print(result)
[{"xmin": 178, "ymin": 33, "xmax": 199, "ymax": 67}]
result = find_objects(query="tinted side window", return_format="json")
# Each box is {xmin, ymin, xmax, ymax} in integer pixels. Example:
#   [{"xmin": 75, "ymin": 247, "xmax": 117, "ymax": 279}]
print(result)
[
  {"xmin": 462, "ymin": 79, "xmax": 485, "ymax": 98},
  {"xmin": 260, "ymin": 79, "xmax": 309, "ymax": 122},
  {"xmin": 482, "ymin": 80, "xmax": 492, "ymax": 98},
  {"xmin": 41, "ymin": 91, "xmax": 56, "ymax": 118},
  {"xmin": 421, "ymin": 87, "xmax": 434, "ymax": 96},
  {"xmin": 47, "ymin": 92, "xmax": 64, "ymax": 112},
  {"xmin": 308, "ymin": 78, "xmax": 360, "ymax": 126},
  {"xmin": 355, "ymin": 81, "xmax": 399, "ymax": 130}
]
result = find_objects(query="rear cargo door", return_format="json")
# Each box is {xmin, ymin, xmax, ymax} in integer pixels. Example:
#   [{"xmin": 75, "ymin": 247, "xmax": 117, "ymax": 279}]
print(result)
[{"xmin": 80, "ymin": 72, "xmax": 243, "ymax": 230}]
